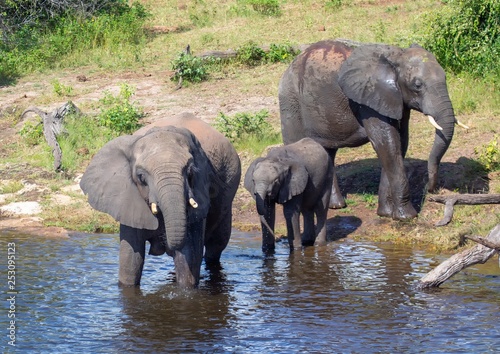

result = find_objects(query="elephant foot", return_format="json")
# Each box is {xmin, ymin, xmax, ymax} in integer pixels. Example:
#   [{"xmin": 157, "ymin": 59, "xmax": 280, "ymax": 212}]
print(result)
[
  {"xmin": 377, "ymin": 203, "xmax": 417, "ymax": 220},
  {"xmin": 392, "ymin": 205, "xmax": 418, "ymax": 221},
  {"xmin": 329, "ymin": 192, "xmax": 346, "ymax": 209}
]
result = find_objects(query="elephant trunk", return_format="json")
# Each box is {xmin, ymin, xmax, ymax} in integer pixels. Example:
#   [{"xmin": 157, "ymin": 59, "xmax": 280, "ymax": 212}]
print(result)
[
  {"xmin": 426, "ymin": 84, "xmax": 455, "ymax": 192},
  {"xmin": 156, "ymin": 172, "xmax": 187, "ymax": 250},
  {"xmin": 254, "ymin": 183, "xmax": 269, "ymax": 215}
]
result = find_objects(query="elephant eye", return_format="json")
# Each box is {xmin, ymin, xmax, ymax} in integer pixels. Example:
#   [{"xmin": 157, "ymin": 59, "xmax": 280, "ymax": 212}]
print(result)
[{"xmin": 137, "ymin": 173, "xmax": 147, "ymax": 186}]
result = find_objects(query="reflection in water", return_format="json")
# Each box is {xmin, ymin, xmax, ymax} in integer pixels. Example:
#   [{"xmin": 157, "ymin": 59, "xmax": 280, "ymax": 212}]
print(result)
[{"xmin": 0, "ymin": 230, "xmax": 499, "ymax": 353}]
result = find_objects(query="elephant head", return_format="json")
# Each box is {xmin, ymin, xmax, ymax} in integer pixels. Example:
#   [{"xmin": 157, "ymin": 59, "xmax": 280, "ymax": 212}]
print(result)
[
  {"xmin": 80, "ymin": 126, "xmax": 212, "ymax": 286},
  {"xmin": 338, "ymin": 43, "xmax": 461, "ymax": 192},
  {"xmin": 244, "ymin": 156, "xmax": 308, "ymax": 214}
]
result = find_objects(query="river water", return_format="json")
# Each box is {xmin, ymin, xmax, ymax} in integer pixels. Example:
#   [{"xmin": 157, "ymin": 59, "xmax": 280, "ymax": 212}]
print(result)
[{"xmin": 1, "ymin": 230, "xmax": 499, "ymax": 353}]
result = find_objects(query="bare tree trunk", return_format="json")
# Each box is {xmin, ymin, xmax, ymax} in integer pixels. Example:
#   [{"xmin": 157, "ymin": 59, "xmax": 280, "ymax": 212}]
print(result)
[
  {"xmin": 21, "ymin": 101, "xmax": 81, "ymax": 171},
  {"xmin": 428, "ymin": 194, "xmax": 500, "ymax": 226},
  {"xmin": 417, "ymin": 224, "xmax": 500, "ymax": 289}
]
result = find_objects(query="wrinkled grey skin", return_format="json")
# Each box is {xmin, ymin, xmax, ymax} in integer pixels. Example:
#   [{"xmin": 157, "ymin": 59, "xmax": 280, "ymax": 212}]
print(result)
[
  {"xmin": 244, "ymin": 138, "xmax": 333, "ymax": 253},
  {"xmin": 279, "ymin": 40, "xmax": 456, "ymax": 220},
  {"xmin": 80, "ymin": 113, "xmax": 241, "ymax": 288}
]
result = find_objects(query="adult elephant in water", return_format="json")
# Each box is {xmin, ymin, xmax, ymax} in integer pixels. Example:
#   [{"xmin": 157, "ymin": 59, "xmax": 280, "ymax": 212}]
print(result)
[
  {"xmin": 80, "ymin": 113, "xmax": 241, "ymax": 288},
  {"xmin": 279, "ymin": 39, "xmax": 467, "ymax": 220}
]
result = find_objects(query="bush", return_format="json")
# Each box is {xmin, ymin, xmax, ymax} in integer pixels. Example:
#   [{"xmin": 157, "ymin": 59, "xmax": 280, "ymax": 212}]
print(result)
[
  {"xmin": 475, "ymin": 135, "xmax": 500, "ymax": 172},
  {"xmin": 97, "ymin": 84, "xmax": 143, "ymax": 134},
  {"xmin": 19, "ymin": 120, "xmax": 44, "ymax": 146},
  {"xmin": 236, "ymin": 41, "xmax": 298, "ymax": 66},
  {"xmin": 0, "ymin": 1, "xmax": 150, "ymax": 79},
  {"xmin": 241, "ymin": 0, "xmax": 282, "ymax": 16},
  {"xmin": 171, "ymin": 52, "xmax": 210, "ymax": 85},
  {"xmin": 236, "ymin": 41, "xmax": 267, "ymax": 66},
  {"xmin": 213, "ymin": 110, "xmax": 274, "ymax": 142},
  {"xmin": 421, "ymin": 0, "xmax": 500, "ymax": 77}
]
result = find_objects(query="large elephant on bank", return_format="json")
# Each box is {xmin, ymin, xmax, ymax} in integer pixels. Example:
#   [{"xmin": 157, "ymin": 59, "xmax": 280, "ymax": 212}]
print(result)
[
  {"xmin": 279, "ymin": 39, "xmax": 466, "ymax": 220},
  {"xmin": 80, "ymin": 113, "xmax": 241, "ymax": 288}
]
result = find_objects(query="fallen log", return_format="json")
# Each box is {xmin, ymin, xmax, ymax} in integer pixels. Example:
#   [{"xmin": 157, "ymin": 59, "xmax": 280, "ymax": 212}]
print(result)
[
  {"xmin": 21, "ymin": 101, "xmax": 81, "ymax": 171},
  {"xmin": 417, "ymin": 224, "xmax": 500, "ymax": 289},
  {"xmin": 428, "ymin": 194, "xmax": 500, "ymax": 226}
]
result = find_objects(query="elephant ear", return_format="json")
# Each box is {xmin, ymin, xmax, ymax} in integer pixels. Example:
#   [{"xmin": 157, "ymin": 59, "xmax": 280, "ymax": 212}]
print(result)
[
  {"xmin": 338, "ymin": 44, "xmax": 404, "ymax": 120},
  {"xmin": 80, "ymin": 135, "xmax": 159, "ymax": 230},
  {"xmin": 244, "ymin": 157, "xmax": 265, "ymax": 196},
  {"xmin": 278, "ymin": 163, "xmax": 308, "ymax": 204},
  {"xmin": 186, "ymin": 131, "xmax": 212, "ymax": 220}
]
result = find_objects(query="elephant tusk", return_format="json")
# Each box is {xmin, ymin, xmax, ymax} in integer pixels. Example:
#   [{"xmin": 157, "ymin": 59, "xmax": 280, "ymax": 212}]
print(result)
[
  {"xmin": 151, "ymin": 202, "xmax": 158, "ymax": 215},
  {"xmin": 189, "ymin": 198, "xmax": 198, "ymax": 209},
  {"xmin": 455, "ymin": 118, "xmax": 469, "ymax": 129},
  {"xmin": 427, "ymin": 115, "xmax": 443, "ymax": 131}
]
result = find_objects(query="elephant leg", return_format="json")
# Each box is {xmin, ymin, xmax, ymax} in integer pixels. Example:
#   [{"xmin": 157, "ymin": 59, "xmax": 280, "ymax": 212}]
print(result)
[
  {"xmin": 283, "ymin": 202, "xmax": 302, "ymax": 251},
  {"xmin": 326, "ymin": 148, "xmax": 346, "ymax": 209},
  {"xmin": 314, "ymin": 204, "xmax": 329, "ymax": 246},
  {"xmin": 119, "ymin": 224, "xmax": 146, "ymax": 287},
  {"xmin": 204, "ymin": 210, "xmax": 232, "ymax": 266},
  {"xmin": 377, "ymin": 169, "xmax": 393, "ymax": 218},
  {"xmin": 360, "ymin": 109, "xmax": 417, "ymax": 220},
  {"xmin": 301, "ymin": 209, "xmax": 316, "ymax": 246},
  {"xmin": 173, "ymin": 219, "xmax": 205, "ymax": 288}
]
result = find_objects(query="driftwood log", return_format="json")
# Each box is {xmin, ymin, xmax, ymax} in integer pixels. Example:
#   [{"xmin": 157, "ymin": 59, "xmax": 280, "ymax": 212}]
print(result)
[
  {"xmin": 429, "ymin": 194, "xmax": 500, "ymax": 226},
  {"xmin": 21, "ymin": 101, "xmax": 81, "ymax": 171},
  {"xmin": 417, "ymin": 224, "xmax": 500, "ymax": 289}
]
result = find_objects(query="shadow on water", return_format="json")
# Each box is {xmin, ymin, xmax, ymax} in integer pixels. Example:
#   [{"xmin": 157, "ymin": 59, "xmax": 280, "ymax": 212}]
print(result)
[{"xmin": 336, "ymin": 157, "xmax": 489, "ymax": 213}]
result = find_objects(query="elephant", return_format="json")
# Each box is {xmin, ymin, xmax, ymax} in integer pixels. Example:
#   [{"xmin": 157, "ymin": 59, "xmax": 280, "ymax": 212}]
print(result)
[
  {"xmin": 279, "ymin": 39, "xmax": 467, "ymax": 221},
  {"xmin": 244, "ymin": 137, "xmax": 333, "ymax": 253},
  {"xmin": 80, "ymin": 112, "xmax": 241, "ymax": 288}
]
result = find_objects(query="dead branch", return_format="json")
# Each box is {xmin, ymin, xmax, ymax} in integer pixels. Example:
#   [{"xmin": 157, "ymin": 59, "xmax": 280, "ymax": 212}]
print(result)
[
  {"xmin": 428, "ymin": 194, "xmax": 500, "ymax": 226},
  {"xmin": 417, "ymin": 224, "xmax": 500, "ymax": 289},
  {"xmin": 21, "ymin": 101, "xmax": 81, "ymax": 171},
  {"xmin": 465, "ymin": 234, "xmax": 500, "ymax": 251}
]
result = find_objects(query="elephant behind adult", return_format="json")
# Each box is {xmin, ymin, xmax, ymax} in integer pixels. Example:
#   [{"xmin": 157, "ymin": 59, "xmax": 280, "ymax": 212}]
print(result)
[
  {"xmin": 279, "ymin": 39, "xmax": 463, "ymax": 220},
  {"xmin": 80, "ymin": 112, "xmax": 241, "ymax": 288}
]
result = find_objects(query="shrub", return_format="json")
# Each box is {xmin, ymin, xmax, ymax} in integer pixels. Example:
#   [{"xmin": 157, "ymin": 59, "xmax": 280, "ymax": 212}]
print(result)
[
  {"xmin": 266, "ymin": 43, "xmax": 299, "ymax": 63},
  {"xmin": 421, "ymin": 0, "xmax": 500, "ymax": 77},
  {"xmin": 213, "ymin": 109, "xmax": 274, "ymax": 142},
  {"xmin": 236, "ymin": 41, "xmax": 267, "ymax": 66},
  {"xmin": 0, "ymin": 2, "xmax": 150, "ymax": 78},
  {"xmin": 97, "ymin": 84, "xmax": 143, "ymax": 134},
  {"xmin": 19, "ymin": 120, "xmax": 44, "ymax": 146},
  {"xmin": 242, "ymin": 0, "xmax": 281, "ymax": 16},
  {"xmin": 474, "ymin": 135, "xmax": 500, "ymax": 172},
  {"xmin": 171, "ymin": 52, "xmax": 209, "ymax": 85}
]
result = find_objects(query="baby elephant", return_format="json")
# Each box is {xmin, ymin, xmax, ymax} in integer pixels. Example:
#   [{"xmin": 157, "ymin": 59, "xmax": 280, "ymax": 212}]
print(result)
[{"xmin": 244, "ymin": 138, "xmax": 333, "ymax": 253}]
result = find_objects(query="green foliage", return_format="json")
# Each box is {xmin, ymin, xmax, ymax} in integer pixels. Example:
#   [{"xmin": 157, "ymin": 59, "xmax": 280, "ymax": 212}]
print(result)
[
  {"xmin": 236, "ymin": 41, "xmax": 267, "ymax": 66},
  {"xmin": 241, "ymin": 0, "xmax": 282, "ymax": 16},
  {"xmin": 236, "ymin": 41, "xmax": 298, "ymax": 66},
  {"xmin": 266, "ymin": 43, "xmax": 299, "ymax": 63},
  {"xmin": 0, "ymin": 2, "xmax": 150, "ymax": 79},
  {"xmin": 421, "ymin": 0, "xmax": 500, "ymax": 78},
  {"xmin": 58, "ymin": 114, "xmax": 115, "ymax": 173},
  {"xmin": 97, "ymin": 84, "xmax": 143, "ymax": 134},
  {"xmin": 213, "ymin": 109, "xmax": 277, "ymax": 143},
  {"xmin": 325, "ymin": 0, "xmax": 348, "ymax": 10},
  {"xmin": 52, "ymin": 79, "xmax": 73, "ymax": 97},
  {"xmin": 19, "ymin": 120, "xmax": 44, "ymax": 146},
  {"xmin": 171, "ymin": 52, "xmax": 210, "ymax": 84},
  {"xmin": 474, "ymin": 135, "xmax": 500, "ymax": 172},
  {"xmin": 0, "ymin": 180, "xmax": 24, "ymax": 194}
]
